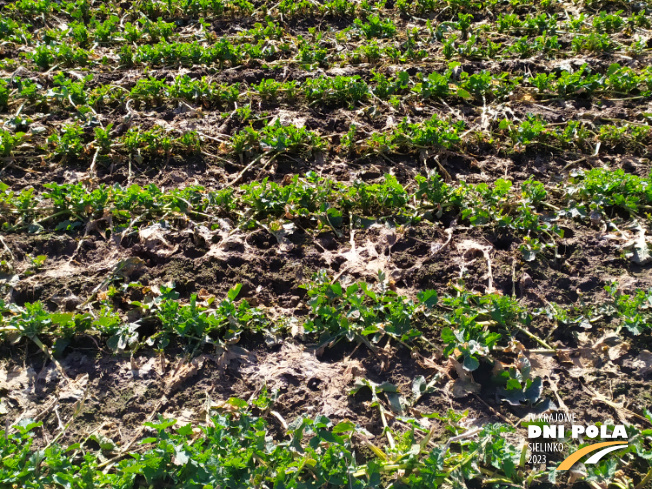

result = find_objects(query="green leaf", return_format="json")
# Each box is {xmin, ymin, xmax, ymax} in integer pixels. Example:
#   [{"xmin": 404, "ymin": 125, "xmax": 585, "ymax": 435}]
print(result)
[
  {"xmin": 505, "ymin": 379, "xmax": 522, "ymax": 390},
  {"xmin": 15, "ymin": 418, "xmax": 42, "ymax": 434},
  {"xmin": 417, "ymin": 290, "xmax": 438, "ymax": 308},
  {"xmin": 227, "ymin": 284, "xmax": 242, "ymax": 301},
  {"xmin": 330, "ymin": 282, "xmax": 343, "ymax": 296},
  {"xmin": 326, "ymin": 207, "xmax": 343, "ymax": 227},
  {"xmin": 441, "ymin": 327, "xmax": 456, "ymax": 344},
  {"xmin": 456, "ymin": 88, "xmax": 471, "ymax": 99},
  {"xmin": 503, "ymin": 458, "xmax": 515, "ymax": 478},
  {"xmin": 176, "ymin": 423, "xmax": 193, "ymax": 436},
  {"xmin": 225, "ymin": 397, "xmax": 247, "ymax": 409},
  {"xmin": 173, "ymin": 445, "xmax": 190, "ymax": 465},
  {"xmin": 144, "ymin": 418, "xmax": 177, "ymax": 432},
  {"xmin": 524, "ymin": 377, "xmax": 542, "ymax": 404},
  {"xmin": 53, "ymin": 474, "xmax": 73, "ymax": 488},
  {"xmin": 412, "ymin": 376, "xmax": 427, "ymax": 399},
  {"xmin": 346, "ymin": 283, "xmax": 359, "ymax": 295},
  {"xmin": 463, "ymin": 354, "xmax": 479, "ymax": 371},
  {"xmin": 314, "ymin": 415, "xmax": 331, "ymax": 429},
  {"xmin": 363, "ymin": 287, "xmax": 377, "ymax": 302},
  {"xmin": 499, "ymin": 387, "xmax": 525, "ymax": 406},
  {"xmin": 377, "ymin": 382, "xmax": 398, "ymax": 393},
  {"xmin": 385, "ymin": 391, "xmax": 404, "ymax": 414},
  {"xmin": 361, "ymin": 325, "xmax": 380, "ymax": 335},
  {"xmin": 50, "ymin": 313, "xmax": 74, "ymax": 325},
  {"xmin": 106, "ymin": 334, "xmax": 120, "ymax": 352},
  {"xmin": 88, "ymin": 434, "xmax": 117, "ymax": 451},
  {"xmin": 28, "ymin": 223, "xmax": 44, "ymax": 233},
  {"xmin": 55, "ymin": 220, "xmax": 73, "ymax": 231},
  {"xmin": 53, "ymin": 338, "xmax": 70, "ymax": 357},
  {"xmin": 521, "ymin": 247, "xmax": 537, "ymax": 262},
  {"xmin": 332, "ymin": 421, "xmax": 356, "ymax": 434}
]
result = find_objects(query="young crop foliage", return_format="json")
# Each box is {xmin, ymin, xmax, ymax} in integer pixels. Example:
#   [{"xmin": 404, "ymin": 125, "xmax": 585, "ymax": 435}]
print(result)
[{"xmin": 301, "ymin": 270, "xmax": 438, "ymax": 351}]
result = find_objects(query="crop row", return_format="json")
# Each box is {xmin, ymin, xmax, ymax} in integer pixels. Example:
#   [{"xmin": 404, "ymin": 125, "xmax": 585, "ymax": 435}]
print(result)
[
  {"xmin": 3, "ymin": 270, "xmax": 651, "ymax": 370},
  {"xmin": 1, "ymin": 169, "xmax": 650, "ymax": 266},
  {"xmin": 4, "ymin": 115, "xmax": 650, "ymax": 170},
  {"xmin": 0, "ymin": 411, "xmax": 525, "ymax": 489},
  {"xmin": 11, "ymin": 32, "xmax": 648, "ymax": 73},
  {"xmin": 2, "ymin": 10, "xmax": 650, "ymax": 72},
  {"xmin": 5, "ymin": 11, "xmax": 649, "ymax": 47},
  {"xmin": 7, "ymin": 62, "xmax": 652, "ymax": 122},
  {"xmin": 7, "ymin": 0, "xmax": 651, "ymax": 23},
  {"xmin": 4, "ymin": 0, "xmax": 649, "ymax": 35},
  {"xmin": 6, "ymin": 399, "xmax": 647, "ymax": 489},
  {"xmin": 1, "ymin": 272, "xmax": 650, "ymax": 414}
]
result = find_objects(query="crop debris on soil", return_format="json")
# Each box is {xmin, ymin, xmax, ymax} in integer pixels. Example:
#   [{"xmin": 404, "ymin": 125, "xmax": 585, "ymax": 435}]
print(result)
[{"xmin": 0, "ymin": 0, "xmax": 651, "ymax": 487}]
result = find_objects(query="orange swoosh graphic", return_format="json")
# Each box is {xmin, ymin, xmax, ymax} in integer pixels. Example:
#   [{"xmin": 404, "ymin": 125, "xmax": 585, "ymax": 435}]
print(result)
[{"xmin": 557, "ymin": 441, "xmax": 627, "ymax": 471}]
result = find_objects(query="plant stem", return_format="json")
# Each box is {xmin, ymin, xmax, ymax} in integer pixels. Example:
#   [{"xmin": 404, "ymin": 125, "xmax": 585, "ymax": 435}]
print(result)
[{"xmin": 635, "ymin": 467, "xmax": 652, "ymax": 489}]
